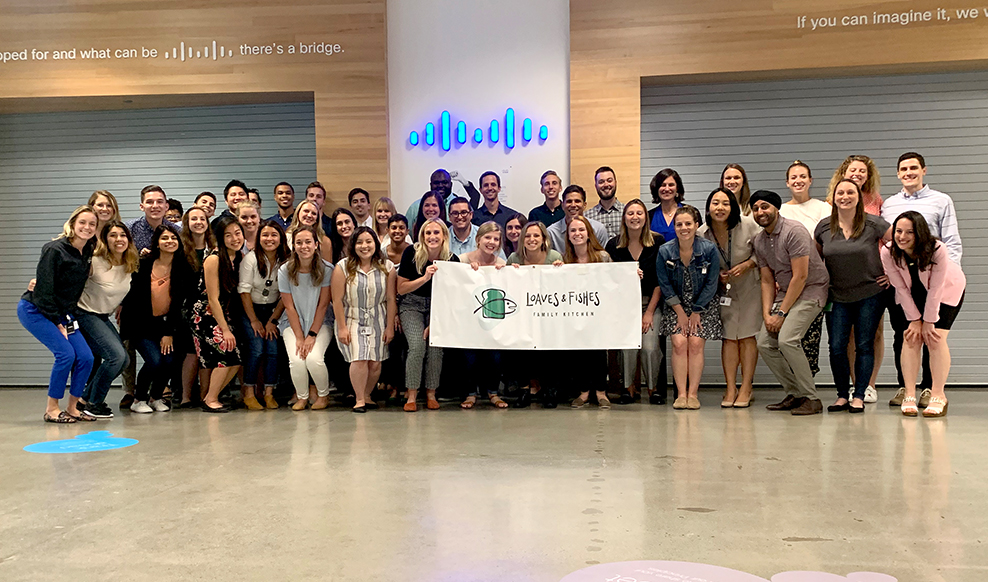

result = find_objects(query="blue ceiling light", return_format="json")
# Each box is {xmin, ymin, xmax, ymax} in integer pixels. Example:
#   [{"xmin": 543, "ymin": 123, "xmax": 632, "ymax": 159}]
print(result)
[
  {"xmin": 425, "ymin": 122, "xmax": 435, "ymax": 146},
  {"xmin": 441, "ymin": 111, "xmax": 451, "ymax": 151},
  {"xmin": 409, "ymin": 108, "xmax": 548, "ymax": 151}
]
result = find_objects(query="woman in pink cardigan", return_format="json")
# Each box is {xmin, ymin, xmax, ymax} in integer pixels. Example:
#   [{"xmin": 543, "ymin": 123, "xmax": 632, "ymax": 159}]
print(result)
[{"xmin": 880, "ymin": 211, "xmax": 965, "ymax": 417}]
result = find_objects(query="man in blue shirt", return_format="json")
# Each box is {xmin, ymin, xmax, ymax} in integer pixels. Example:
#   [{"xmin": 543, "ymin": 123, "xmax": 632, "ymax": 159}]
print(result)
[
  {"xmin": 127, "ymin": 185, "xmax": 181, "ymax": 255},
  {"xmin": 546, "ymin": 184, "xmax": 610, "ymax": 253},
  {"xmin": 268, "ymin": 181, "xmax": 296, "ymax": 231}
]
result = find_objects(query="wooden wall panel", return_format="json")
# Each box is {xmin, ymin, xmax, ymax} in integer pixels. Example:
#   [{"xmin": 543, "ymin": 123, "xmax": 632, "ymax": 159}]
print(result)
[
  {"xmin": 570, "ymin": 0, "xmax": 988, "ymax": 197},
  {"xmin": 0, "ymin": 0, "xmax": 388, "ymax": 207}
]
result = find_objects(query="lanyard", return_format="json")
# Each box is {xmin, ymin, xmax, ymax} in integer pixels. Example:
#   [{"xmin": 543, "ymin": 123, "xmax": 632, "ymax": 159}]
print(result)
[{"xmin": 716, "ymin": 229, "xmax": 732, "ymax": 269}]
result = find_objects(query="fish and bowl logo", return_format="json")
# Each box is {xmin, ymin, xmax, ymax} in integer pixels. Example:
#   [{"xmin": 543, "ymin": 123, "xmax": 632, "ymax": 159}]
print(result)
[{"xmin": 473, "ymin": 287, "xmax": 518, "ymax": 329}]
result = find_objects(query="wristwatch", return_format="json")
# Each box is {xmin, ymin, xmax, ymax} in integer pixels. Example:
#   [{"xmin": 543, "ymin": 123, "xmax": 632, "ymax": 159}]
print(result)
[{"xmin": 775, "ymin": 309, "xmax": 788, "ymax": 318}]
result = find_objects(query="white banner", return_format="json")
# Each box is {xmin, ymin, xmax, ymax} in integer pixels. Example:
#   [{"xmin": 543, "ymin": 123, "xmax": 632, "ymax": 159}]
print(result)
[{"xmin": 429, "ymin": 262, "xmax": 642, "ymax": 350}]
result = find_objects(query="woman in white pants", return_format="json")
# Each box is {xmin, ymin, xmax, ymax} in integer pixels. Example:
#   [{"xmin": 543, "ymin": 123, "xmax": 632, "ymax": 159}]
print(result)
[{"xmin": 279, "ymin": 225, "xmax": 333, "ymax": 410}]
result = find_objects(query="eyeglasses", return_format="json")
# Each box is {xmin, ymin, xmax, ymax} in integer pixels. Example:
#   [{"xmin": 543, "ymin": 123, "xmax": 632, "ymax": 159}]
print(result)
[{"xmin": 449, "ymin": 211, "xmax": 472, "ymax": 218}]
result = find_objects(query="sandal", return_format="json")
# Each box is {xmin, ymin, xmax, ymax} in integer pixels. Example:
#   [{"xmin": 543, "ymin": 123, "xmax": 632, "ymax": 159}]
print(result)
[
  {"xmin": 43, "ymin": 411, "xmax": 76, "ymax": 424},
  {"xmin": 922, "ymin": 396, "xmax": 948, "ymax": 417},
  {"xmin": 901, "ymin": 396, "xmax": 919, "ymax": 417},
  {"xmin": 571, "ymin": 395, "xmax": 588, "ymax": 409},
  {"xmin": 426, "ymin": 398, "xmax": 441, "ymax": 410},
  {"xmin": 489, "ymin": 396, "xmax": 508, "ymax": 409},
  {"xmin": 461, "ymin": 396, "xmax": 477, "ymax": 409}
]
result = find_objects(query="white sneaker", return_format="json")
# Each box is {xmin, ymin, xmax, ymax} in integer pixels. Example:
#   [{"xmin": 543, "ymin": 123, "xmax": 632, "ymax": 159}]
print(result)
[
  {"xmin": 130, "ymin": 401, "xmax": 153, "ymax": 414},
  {"xmin": 863, "ymin": 386, "xmax": 878, "ymax": 403},
  {"xmin": 150, "ymin": 399, "xmax": 170, "ymax": 412}
]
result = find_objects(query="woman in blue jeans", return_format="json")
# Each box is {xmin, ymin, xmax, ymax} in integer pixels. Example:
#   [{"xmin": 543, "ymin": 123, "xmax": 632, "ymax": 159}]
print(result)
[
  {"xmin": 120, "ymin": 223, "xmax": 194, "ymax": 413},
  {"xmin": 814, "ymin": 179, "xmax": 890, "ymax": 413},
  {"xmin": 18, "ymin": 206, "xmax": 99, "ymax": 423},
  {"xmin": 76, "ymin": 221, "xmax": 139, "ymax": 419},
  {"xmin": 238, "ymin": 219, "xmax": 288, "ymax": 410}
]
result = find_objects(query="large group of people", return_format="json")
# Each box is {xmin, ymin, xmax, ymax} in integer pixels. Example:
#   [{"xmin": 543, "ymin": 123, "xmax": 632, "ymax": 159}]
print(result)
[{"xmin": 18, "ymin": 151, "xmax": 966, "ymax": 423}]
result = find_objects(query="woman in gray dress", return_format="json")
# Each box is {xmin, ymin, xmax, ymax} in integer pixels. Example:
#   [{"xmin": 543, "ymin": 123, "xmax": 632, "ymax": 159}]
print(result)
[
  {"xmin": 698, "ymin": 188, "xmax": 762, "ymax": 408},
  {"xmin": 332, "ymin": 227, "xmax": 397, "ymax": 413}
]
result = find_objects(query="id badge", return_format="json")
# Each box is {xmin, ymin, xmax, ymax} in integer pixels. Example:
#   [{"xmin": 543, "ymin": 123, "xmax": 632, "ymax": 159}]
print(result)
[
  {"xmin": 359, "ymin": 326, "xmax": 374, "ymax": 336},
  {"xmin": 719, "ymin": 296, "xmax": 732, "ymax": 307}
]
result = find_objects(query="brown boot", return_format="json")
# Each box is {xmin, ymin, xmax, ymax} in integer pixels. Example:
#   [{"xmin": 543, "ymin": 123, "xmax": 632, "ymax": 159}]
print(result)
[
  {"xmin": 766, "ymin": 395, "xmax": 798, "ymax": 411},
  {"xmin": 243, "ymin": 396, "xmax": 264, "ymax": 411},
  {"xmin": 791, "ymin": 398, "xmax": 823, "ymax": 416},
  {"xmin": 264, "ymin": 394, "xmax": 279, "ymax": 409}
]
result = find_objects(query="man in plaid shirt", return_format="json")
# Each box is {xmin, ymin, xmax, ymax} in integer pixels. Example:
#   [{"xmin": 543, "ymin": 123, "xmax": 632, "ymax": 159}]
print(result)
[{"xmin": 585, "ymin": 166, "xmax": 624, "ymax": 242}]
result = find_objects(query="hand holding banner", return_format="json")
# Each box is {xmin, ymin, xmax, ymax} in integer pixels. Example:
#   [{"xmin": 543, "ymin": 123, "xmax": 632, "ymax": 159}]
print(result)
[{"xmin": 429, "ymin": 262, "xmax": 641, "ymax": 350}]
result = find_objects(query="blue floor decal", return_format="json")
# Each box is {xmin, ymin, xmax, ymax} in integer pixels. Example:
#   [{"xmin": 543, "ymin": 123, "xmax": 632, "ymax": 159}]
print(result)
[{"xmin": 24, "ymin": 430, "xmax": 139, "ymax": 454}]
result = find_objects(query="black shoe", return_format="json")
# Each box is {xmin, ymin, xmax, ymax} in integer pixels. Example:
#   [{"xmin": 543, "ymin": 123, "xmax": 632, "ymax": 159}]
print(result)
[
  {"xmin": 119, "ymin": 393, "xmax": 135, "ymax": 410},
  {"xmin": 649, "ymin": 391, "xmax": 666, "ymax": 405},
  {"xmin": 87, "ymin": 403, "xmax": 115, "ymax": 419},
  {"xmin": 766, "ymin": 395, "xmax": 798, "ymax": 411},
  {"xmin": 201, "ymin": 402, "xmax": 230, "ymax": 413},
  {"xmin": 542, "ymin": 389, "xmax": 558, "ymax": 408},
  {"xmin": 827, "ymin": 402, "xmax": 850, "ymax": 412},
  {"xmin": 791, "ymin": 398, "xmax": 822, "ymax": 416},
  {"xmin": 616, "ymin": 392, "xmax": 635, "ymax": 405},
  {"xmin": 848, "ymin": 404, "xmax": 865, "ymax": 414},
  {"xmin": 76, "ymin": 401, "xmax": 88, "ymax": 413},
  {"xmin": 364, "ymin": 402, "xmax": 379, "ymax": 410},
  {"xmin": 352, "ymin": 405, "xmax": 367, "ymax": 413},
  {"xmin": 513, "ymin": 392, "xmax": 532, "ymax": 408}
]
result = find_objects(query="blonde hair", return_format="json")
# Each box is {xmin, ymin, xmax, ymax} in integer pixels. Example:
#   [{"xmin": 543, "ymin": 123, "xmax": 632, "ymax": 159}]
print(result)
[
  {"xmin": 474, "ymin": 221, "xmax": 502, "ymax": 254},
  {"xmin": 518, "ymin": 222, "xmax": 550, "ymax": 264},
  {"xmin": 235, "ymin": 199, "xmax": 261, "ymax": 216},
  {"xmin": 827, "ymin": 155, "xmax": 881, "ymax": 206},
  {"xmin": 563, "ymin": 216, "xmax": 606, "ymax": 264},
  {"xmin": 289, "ymin": 200, "xmax": 327, "ymax": 242},
  {"xmin": 87, "ymin": 190, "xmax": 121, "ymax": 223},
  {"xmin": 617, "ymin": 199, "xmax": 655, "ymax": 249},
  {"xmin": 413, "ymin": 218, "xmax": 452, "ymax": 273},
  {"xmin": 59, "ymin": 205, "xmax": 98, "ymax": 242},
  {"xmin": 286, "ymin": 225, "xmax": 326, "ymax": 286},
  {"xmin": 372, "ymin": 197, "xmax": 397, "ymax": 219}
]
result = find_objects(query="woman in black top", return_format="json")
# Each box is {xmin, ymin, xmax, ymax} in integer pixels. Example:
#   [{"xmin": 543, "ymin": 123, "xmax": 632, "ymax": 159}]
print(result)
[
  {"xmin": 18, "ymin": 206, "xmax": 99, "ymax": 423},
  {"xmin": 120, "ymin": 224, "xmax": 194, "ymax": 413},
  {"xmin": 605, "ymin": 199, "xmax": 665, "ymax": 404}
]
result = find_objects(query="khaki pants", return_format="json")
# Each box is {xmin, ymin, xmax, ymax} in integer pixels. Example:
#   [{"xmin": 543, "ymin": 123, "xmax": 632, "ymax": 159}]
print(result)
[{"xmin": 757, "ymin": 299, "xmax": 822, "ymax": 400}]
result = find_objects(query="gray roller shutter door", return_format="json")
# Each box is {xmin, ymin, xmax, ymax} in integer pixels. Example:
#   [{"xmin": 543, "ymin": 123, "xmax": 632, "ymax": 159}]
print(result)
[
  {"xmin": 0, "ymin": 102, "xmax": 317, "ymax": 386},
  {"xmin": 641, "ymin": 70, "xmax": 987, "ymax": 385}
]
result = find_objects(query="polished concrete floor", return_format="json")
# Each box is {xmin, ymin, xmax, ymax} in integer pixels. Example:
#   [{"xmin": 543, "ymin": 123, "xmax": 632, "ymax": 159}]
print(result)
[{"xmin": 2, "ymin": 387, "xmax": 987, "ymax": 582}]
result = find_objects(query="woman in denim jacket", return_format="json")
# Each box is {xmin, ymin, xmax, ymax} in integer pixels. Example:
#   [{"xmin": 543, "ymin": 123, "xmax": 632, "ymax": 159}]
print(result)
[{"xmin": 656, "ymin": 206, "xmax": 722, "ymax": 410}]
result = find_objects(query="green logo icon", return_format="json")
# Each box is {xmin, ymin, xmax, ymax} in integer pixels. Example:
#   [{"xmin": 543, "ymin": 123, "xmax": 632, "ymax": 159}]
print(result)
[{"xmin": 474, "ymin": 288, "xmax": 517, "ymax": 320}]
